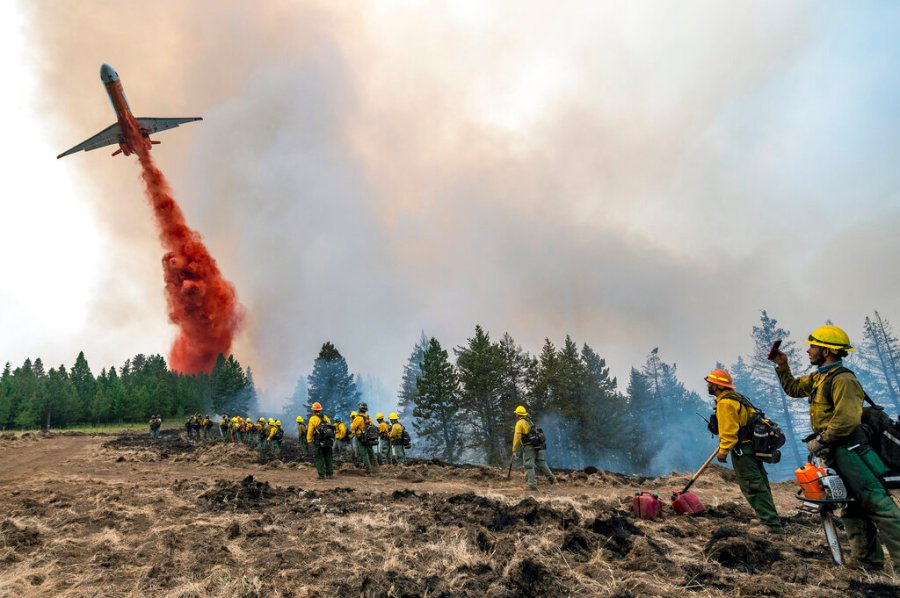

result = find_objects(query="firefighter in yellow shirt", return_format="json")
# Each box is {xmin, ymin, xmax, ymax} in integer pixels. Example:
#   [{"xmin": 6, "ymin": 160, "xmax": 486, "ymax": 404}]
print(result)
[
  {"xmin": 306, "ymin": 403, "xmax": 334, "ymax": 479},
  {"xmin": 388, "ymin": 413, "xmax": 408, "ymax": 465},
  {"xmin": 512, "ymin": 406, "xmax": 555, "ymax": 490}
]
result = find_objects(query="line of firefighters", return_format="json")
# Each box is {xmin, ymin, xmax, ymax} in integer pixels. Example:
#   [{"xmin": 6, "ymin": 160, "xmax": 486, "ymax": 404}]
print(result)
[{"xmin": 161, "ymin": 403, "xmax": 413, "ymax": 470}]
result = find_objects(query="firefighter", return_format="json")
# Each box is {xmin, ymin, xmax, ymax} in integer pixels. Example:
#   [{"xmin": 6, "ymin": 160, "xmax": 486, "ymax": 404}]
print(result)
[
  {"xmin": 148, "ymin": 414, "xmax": 161, "ymax": 439},
  {"xmin": 772, "ymin": 325, "xmax": 900, "ymax": 571},
  {"xmin": 348, "ymin": 410, "xmax": 359, "ymax": 465},
  {"xmin": 376, "ymin": 413, "xmax": 390, "ymax": 464},
  {"xmin": 267, "ymin": 419, "xmax": 284, "ymax": 456},
  {"xmin": 231, "ymin": 416, "xmax": 242, "ymax": 444},
  {"xmin": 352, "ymin": 404, "xmax": 377, "ymax": 473},
  {"xmin": 307, "ymin": 402, "xmax": 334, "ymax": 479},
  {"xmin": 296, "ymin": 416, "xmax": 309, "ymax": 457},
  {"xmin": 388, "ymin": 412, "xmax": 408, "ymax": 465},
  {"xmin": 512, "ymin": 405, "xmax": 555, "ymax": 490},
  {"xmin": 333, "ymin": 416, "xmax": 349, "ymax": 461},
  {"xmin": 219, "ymin": 414, "xmax": 229, "ymax": 440},
  {"xmin": 705, "ymin": 368, "xmax": 782, "ymax": 531}
]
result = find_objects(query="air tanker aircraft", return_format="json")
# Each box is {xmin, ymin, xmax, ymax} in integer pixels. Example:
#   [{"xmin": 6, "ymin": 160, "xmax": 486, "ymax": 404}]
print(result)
[{"xmin": 57, "ymin": 64, "xmax": 201, "ymax": 159}]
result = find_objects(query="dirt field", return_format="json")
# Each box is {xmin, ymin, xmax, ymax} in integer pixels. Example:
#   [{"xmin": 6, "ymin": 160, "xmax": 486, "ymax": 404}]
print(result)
[{"xmin": 0, "ymin": 430, "xmax": 898, "ymax": 597}]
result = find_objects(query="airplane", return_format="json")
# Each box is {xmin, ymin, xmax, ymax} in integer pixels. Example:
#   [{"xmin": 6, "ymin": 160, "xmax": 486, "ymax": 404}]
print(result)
[{"xmin": 57, "ymin": 64, "xmax": 202, "ymax": 159}]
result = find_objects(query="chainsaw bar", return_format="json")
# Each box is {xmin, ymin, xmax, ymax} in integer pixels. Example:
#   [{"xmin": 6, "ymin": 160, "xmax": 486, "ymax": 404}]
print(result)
[{"xmin": 822, "ymin": 514, "xmax": 844, "ymax": 566}]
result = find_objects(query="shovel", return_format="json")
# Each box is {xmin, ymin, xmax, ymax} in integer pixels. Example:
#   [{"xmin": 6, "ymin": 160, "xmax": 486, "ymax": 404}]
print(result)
[{"xmin": 671, "ymin": 447, "xmax": 719, "ymax": 515}]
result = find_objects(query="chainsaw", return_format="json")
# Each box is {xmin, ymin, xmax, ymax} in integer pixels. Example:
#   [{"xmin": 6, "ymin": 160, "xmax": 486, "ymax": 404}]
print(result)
[{"xmin": 795, "ymin": 452, "xmax": 852, "ymax": 566}]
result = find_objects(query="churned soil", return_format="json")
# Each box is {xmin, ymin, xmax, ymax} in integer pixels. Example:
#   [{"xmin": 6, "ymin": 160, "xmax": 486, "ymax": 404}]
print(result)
[{"xmin": 0, "ymin": 430, "xmax": 897, "ymax": 597}]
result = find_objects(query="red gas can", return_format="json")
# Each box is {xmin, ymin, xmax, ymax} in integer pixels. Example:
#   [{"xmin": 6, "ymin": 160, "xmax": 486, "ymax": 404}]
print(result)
[
  {"xmin": 632, "ymin": 491, "xmax": 663, "ymax": 520},
  {"xmin": 672, "ymin": 491, "xmax": 705, "ymax": 515}
]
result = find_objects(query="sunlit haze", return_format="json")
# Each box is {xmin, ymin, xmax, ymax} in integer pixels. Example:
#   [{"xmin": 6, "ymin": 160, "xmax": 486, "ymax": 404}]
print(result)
[{"xmin": 3, "ymin": 1, "xmax": 899, "ymax": 408}]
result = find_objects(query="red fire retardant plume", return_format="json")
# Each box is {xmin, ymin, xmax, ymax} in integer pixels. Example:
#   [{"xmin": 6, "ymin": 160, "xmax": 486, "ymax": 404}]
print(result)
[{"xmin": 122, "ymin": 116, "xmax": 243, "ymax": 374}]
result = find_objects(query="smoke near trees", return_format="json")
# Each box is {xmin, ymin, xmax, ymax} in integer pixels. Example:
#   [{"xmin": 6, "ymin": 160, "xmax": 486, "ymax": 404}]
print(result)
[{"xmin": 4, "ymin": 310, "xmax": 899, "ymax": 481}]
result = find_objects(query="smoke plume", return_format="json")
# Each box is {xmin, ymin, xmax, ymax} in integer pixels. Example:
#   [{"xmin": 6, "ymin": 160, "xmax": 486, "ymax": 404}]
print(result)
[{"xmin": 122, "ymin": 115, "xmax": 243, "ymax": 373}]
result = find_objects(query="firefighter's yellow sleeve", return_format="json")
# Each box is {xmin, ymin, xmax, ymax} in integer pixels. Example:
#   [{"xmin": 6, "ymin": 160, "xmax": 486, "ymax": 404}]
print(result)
[
  {"xmin": 776, "ymin": 364, "xmax": 815, "ymax": 398},
  {"xmin": 715, "ymin": 393, "xmax": 745, "ymax": 454},
  {"xmin": 389, "ymin": 423, "xmax": 403, "ymax": 441},
  {"xmin": 335, "ymin": 422, "xmax": 347, "ymax": 440},
  {"xmin": 350, "ymin": 416, "xmax": 365, "ymax": 436},
  {"xmin": 512, "ymin": 418, "xmax": 530, "ymax": 453},
  {"xmin": 267, "ymin": 426, "xmax": 278, "ymax": 441}
]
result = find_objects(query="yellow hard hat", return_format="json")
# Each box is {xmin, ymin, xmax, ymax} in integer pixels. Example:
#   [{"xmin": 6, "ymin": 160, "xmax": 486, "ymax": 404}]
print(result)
[
  {"xmin": 268, "ymin": 417, "xmax": 275, "ymax": 425},
  {"xmin": 351, "ymin": 411, "xmax": 357, "ymax": 418},
  {"xmin": 296, "ymin": 416, "xmax": 303, "ymax": 423},
  {"xmin": 389, "ymin": 412, "xmax": 399, "ymax": 420},
  {"xmin": 258, "ymin": 417, "xmax": 265, "ymax": 422},
  {"xmin": 275, "ymin": 420, "xmax": 281, "ymax": 426},
  {"xmin": 515, "ymin": 405, "xmax": 527, "ymax": 416},
  {"xmin": 376, "ymin": 412, "xmax": 384, "ymax": 420},
  {"xmin": 806, "ymin": 325, "xmax": 856, "ymax": 352}
]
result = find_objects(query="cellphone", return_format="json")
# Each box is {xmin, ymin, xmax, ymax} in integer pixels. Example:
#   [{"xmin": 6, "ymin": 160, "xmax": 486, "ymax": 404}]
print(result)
[{"xmin": 767, "ymin": 339, "xmax": 782, "ymax": 361}]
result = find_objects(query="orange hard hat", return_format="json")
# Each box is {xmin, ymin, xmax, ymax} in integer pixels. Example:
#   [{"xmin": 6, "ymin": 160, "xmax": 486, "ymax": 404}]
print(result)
[
  {"xmin": 311, "ymin": 402, "xmax": 323, "ymax": 411},
  {"xmin": 704, "ymin": 369, "xmax": 735, "ymax": 389}
]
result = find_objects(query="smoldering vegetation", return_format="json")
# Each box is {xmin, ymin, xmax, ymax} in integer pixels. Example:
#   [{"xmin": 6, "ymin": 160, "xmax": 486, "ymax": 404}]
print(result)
[{"xmin": 0, "ymin": 432, "xmax": 897, "ymax": 597}]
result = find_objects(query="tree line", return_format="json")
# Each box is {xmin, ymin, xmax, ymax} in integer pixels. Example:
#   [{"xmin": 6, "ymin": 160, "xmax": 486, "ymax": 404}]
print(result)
[
  {"xmin": 4, "ymin": 309, "xmax": 898, "ymax": 480},
  {"xmin": 0, "ymin": 352, "xmax": 258, "ymax": 429}
]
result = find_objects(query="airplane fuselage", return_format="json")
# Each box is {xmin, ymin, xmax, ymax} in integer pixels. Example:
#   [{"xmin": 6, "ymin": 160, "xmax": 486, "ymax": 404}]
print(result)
[{"xmin": 100, "ymin": 64, "xmax": 149, "ymax": 156}]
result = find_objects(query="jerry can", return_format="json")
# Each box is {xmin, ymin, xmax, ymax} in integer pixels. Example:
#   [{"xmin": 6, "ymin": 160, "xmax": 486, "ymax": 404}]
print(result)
[
  {"xmin": 632, "ymin": 491, "xmax": 663, "ymax": 520},
  {"xmin": 672, "ymin": 490, "xmax": 706, "ymax": 515}
]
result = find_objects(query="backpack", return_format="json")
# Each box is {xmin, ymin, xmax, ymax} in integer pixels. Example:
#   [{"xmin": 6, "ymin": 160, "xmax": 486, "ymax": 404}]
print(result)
[
  {"xmin": 823, "ymin": 366, "xmax": 900, "ymax": 470},
  {"xmin": 316, "ymin": 421, "xmax": 336, "ymax": 447},
  {"xmin": 400, "ymin": 428, "xmax": 412, "ymax": 449},
  {"xmin": 360, "ymin": 423, "xmax": 379, "ymax": 447},
  {"xmin": 522, "ymin": 419, "xmax": 547, "ymax": 450},
  {"xmin": 274, "ymin": 428, "xmax": 284, "ymax": 442},
  {"xmin": 708, "ymin": 393, "xmax": 785, "ymax": 463}
]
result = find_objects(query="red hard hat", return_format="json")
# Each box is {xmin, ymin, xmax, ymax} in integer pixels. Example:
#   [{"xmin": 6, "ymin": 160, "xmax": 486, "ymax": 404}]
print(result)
[
  {"xmin": 704, "ymin": 369, "xmax": 735, "ymax": 389},
  {"xmin": 312, "ymin": 402, "xmax": 323, "ymax": 411}
]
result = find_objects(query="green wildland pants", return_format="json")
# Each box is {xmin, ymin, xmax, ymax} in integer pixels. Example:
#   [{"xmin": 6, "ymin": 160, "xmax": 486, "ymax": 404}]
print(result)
[
  {"xmin": 730, "ymin": 444, "xmax": 781, "ymax": 527},
  {"xmin": 314, "ymin": 445, "xmax": 334, "ymax": 477},
  {"xmin": 523, "ymin": 446, "xmax": 556, "ymax": 489},
  {"xmin": 379, "ymin": 439, "xmax": 390, "ymax": 464},
  {"xmin": 391, "ymin": 444, "xmax": 407, "ymax": 465},
  {"xmin": 358, "ymin": 444, "xmax": 377, "ymax": 472},
  {"xmin": 831, "ymin": 444, "xmax": 900, "ymax": 569}
]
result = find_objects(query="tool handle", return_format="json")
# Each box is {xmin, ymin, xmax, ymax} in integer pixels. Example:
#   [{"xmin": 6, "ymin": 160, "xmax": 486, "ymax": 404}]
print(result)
[
  {"xmin": 680, "ymin": 447, "xmax": 719, "ymax": 494},
  {"xmin": 767, "ymin": 339, "xmax": 782, "ymax": 361}
]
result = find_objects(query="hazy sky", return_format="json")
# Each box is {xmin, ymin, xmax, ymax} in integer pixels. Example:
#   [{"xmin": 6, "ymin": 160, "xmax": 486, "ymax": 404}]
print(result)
[{"xmin": 2, "ymin": 1, "xmax": 898, "ymax": 407}]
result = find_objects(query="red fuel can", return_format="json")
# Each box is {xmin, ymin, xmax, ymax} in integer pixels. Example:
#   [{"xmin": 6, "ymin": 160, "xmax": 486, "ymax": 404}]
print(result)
[
  {"xmin": 632, "ymin": 491, "xmax": 663, "ymax": 520},
  {"xmin": 672, "ymin": 490, "xmax": 705, "ymax": 515}
]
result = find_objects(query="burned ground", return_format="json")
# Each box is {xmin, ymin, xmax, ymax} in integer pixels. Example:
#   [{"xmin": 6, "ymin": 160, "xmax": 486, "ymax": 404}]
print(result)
[{"xmin": 0, "ymin": 431, "xmax": 897, "ymax": 597}]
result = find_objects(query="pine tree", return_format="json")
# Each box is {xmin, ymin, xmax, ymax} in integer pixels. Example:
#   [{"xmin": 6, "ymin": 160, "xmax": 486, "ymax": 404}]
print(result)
[
  {"xmin": 397, "ymin": 332, "xmax": 428, "ymax": 427},
  {"xmin": 495, "ymin": 333, "xmax": 534, "ymax": 459},
  {"xmin": 413, "ymin": 338, "xmax": 463, "ymax": 462},
  {"xmin": 306, "ymin": 342, "xmax": 359, "ymax": 418},
  {"xmin": 0, "ymin": 363, "xmax": 12, "ymax": 429},
  {"xmin": 69, "ymin": 351, "xmax": 96, "ymax": 423},
  {"xmin": 579, "ymin": 343, "xmax": 627, "ymax": 468},
  {"xmin": 529, "ymin": 339, "xmax": 558, "ymax": 415},
  {"xmin": 12, "ymin": 359, "xmax": 40, "ymax": 428},
  {"xmin": 857, "ymin": 313, "xmax": 900, "ymax": 411},
  {"xmin": 623, "ymin": 367, "xmax": 653, "ymax": 471},
  {"xmin": 211, "ymin": 354, "xmax": 249, "ymax": 415},
  {"xmin": 455, "ymin": 325, "xmax": 505, "ymax": 464},
  {"xmin": 748, "ymin": 310, "xmax": 804, "ymax": 474},
  {"xmin": 245, "ymin": 367, "xmax": 260, "ymax": 415}
]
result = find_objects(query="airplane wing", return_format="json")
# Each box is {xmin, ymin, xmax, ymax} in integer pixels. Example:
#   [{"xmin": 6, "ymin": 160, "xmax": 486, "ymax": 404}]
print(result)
[
  {"xmin": 57, "ymin": 123, "xmax": 122, "ymax": 159},
  {"xmin": 135, "ymin": 117, "xmax": 203, "ymax": 135}
]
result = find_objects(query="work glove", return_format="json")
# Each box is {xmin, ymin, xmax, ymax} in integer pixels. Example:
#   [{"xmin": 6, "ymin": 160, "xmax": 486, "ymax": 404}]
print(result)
[
  {"xmin": 716, "ymin": 451, "xmax": 728, "ymax": 463},
  {"xmin": 806, "ymin": 436, "xmax": 828, "ymax": 456}
]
